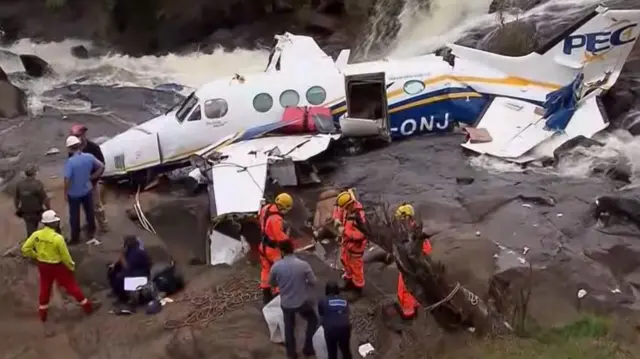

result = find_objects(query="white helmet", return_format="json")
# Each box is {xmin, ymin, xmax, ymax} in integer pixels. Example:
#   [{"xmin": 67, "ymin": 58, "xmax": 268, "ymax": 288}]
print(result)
[
  {"xmin": 66, "ymin": 135, "xmax": 81, "ymax": 148},
  {"xmin": 41, "ymin": 210, "xmax": 61, "ymax": 224}
]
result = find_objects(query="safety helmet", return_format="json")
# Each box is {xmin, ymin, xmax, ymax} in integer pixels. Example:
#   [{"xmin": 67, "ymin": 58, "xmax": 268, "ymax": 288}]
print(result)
[
  {"xmin": 275, "ymin": 193, "xmax": 293, "ymax": 212},
  {"xmin": 70, "ymin": 124, "xmax": 88, "ymax": 136},
  {"xmin": 66, "ymin": 135, "xmax": 81, "ymax": 148},
  {"xmin": 41, "ymin": 210, "xmax": 61, "ymax": 224},
  {"xmin": 336, "ymin": 191, "xmax": 354, "ymax": 208},
  {"xmin": 395, "ymin": 203, "xmax": 415, "ymax": 218}
]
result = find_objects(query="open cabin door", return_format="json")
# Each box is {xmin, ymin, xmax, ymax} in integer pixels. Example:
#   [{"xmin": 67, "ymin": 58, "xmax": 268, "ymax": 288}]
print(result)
[{"xmin": 339, "ymin": 72, "xmax": 390, "ymax": 142}]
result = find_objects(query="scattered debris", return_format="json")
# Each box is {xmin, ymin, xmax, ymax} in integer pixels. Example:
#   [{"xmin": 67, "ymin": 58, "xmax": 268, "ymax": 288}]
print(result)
[
  {"xmin": 45, "ymin": 148, "xmax": 60, "ymax": 155},
  {"xmin": 577, "ymin": 289, "xmax": 587, "ymax": 299},
  {"xmin": 358, "ymin": 343, "xmax": 375, "ymax": 357},
  {"xmin": 86, "ymin": 238, "xmax": 101, "ymax": 246}
]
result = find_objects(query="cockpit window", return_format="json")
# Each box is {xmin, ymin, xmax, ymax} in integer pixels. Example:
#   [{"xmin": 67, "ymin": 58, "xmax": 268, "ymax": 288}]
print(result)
[
  {"xmin": 204, "ymin": 99, "xmax": 228, "ymax": 119},
  {"xmin": 176, "ymin": 92, "xmax": 198, "ymax": 123},
  {"xmin": 187, "ymin": 105, "xmax": 202, "ymax": 121}
]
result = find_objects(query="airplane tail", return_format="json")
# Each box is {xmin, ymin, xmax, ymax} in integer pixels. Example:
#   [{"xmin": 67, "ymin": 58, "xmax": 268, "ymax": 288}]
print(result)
[{"xmin": 448, "ymin": 5, "xmax": 640, "ymax": 89}]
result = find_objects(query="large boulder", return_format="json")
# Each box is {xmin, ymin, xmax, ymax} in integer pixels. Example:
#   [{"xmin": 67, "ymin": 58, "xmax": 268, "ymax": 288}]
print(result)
[
  {"xmin": 0, "ymin": 70, "xmax": 28, "ymax": 119},
  {"xmin": 19, "ymin": 54, "xmax": 53, "ymax": 78}
]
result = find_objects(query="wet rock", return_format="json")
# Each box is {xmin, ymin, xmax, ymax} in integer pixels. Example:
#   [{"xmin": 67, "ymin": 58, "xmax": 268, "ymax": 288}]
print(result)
[
  {"xmin": 19, "ymin": 54, "xmax": 53, "ymax": 78},
  {"xmin": 478, "ymin": 20, "xmax": 538, "ymax": 56},
  {"xmin": 301, "ymin": 11, "xmax": 341, "ymax": 34},
  {"xmin": 456, "ymin": 176, "xmax": 475, "ymax": 185},
  {"xmin": 0, "ymin": 80, "xmax": 28, "ymax": 119},
  {"xmin": 166, "ymin": 328, "xmax": 204, "ymax": 359},
  {"xmin": 489, "ymin": 0, "xmax": 546, "ymax": 13},
  {"xmin": 70, "ymin": 45, "xmax": 89, "ymax": 59}
]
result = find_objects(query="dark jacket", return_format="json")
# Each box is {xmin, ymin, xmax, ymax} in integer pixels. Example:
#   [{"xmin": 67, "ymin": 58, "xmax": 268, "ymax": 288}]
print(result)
[
  {"xmin": 14, "ymin": 177, "xmax": 48, "ymax": 214},
  {"xmin": 318, "ymin": 295, "xmax": 350, "ymax": 329},
  {"xmin": 123, "ymin": 246, "xmax": 151, "ymax": 278},
  {"xmin": 68, "ymin": 140, "xmax": 104, "ymax": 163}
]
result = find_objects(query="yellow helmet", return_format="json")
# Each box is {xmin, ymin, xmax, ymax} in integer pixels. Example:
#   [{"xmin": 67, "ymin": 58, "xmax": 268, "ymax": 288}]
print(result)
[
  {"xmin": 336, "ymin": 191, "xmax": 355, "ymax": 208},
  {"xmin": 275, "ymin": 193, "xmax": 293, "ymax": 212},
  {"xmin": 395, "ymin": 203, "xmax": 415, "ymax": 218}
]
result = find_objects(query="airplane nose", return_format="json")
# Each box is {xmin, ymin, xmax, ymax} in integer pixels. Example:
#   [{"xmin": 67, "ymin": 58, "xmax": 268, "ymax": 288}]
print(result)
[{"xmin": 100, "ymin": 127, "xmax": 161, "ymax": 176}]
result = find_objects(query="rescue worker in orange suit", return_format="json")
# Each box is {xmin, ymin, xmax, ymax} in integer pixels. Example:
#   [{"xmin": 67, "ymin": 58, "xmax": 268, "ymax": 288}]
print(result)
[
  {"xmin": 394, "ymin": 203, "xmax": 432, "ymax": 320},
  {"xmin": 259, "ymin": 193, "xmax": 294, "ymax": 304},
  {"xmin": 334, "ymin": 190, "xmax": 367, "ymax": 297}
]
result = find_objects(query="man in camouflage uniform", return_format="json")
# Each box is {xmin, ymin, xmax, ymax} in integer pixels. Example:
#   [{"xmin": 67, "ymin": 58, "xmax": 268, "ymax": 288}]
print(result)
[{"xmin": 14, "ymin": 163, "xmax": 50, "ymax": 237}]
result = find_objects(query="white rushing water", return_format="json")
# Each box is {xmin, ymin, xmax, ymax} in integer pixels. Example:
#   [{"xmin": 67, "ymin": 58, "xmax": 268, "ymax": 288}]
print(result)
[{"xmin": 0, "ymin": 0, "xmax": 638, "ymax": 181}]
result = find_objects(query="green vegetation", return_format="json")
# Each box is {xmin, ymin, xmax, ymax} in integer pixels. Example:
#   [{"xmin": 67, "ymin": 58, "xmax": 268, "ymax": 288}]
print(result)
[{"xmin": 452, "ymin": 315, "xmax": 633, "ymax": 359}]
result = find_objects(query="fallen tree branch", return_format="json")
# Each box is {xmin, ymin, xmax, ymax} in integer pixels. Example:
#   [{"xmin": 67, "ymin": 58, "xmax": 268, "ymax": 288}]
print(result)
[{"xmin": 363, "ymin": 201, "xmax": 511, "ymax": 334}]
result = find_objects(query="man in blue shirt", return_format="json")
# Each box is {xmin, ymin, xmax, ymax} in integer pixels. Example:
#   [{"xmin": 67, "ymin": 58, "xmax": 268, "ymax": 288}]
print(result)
[
  {"xmin": 269, "ymin": 240, "xmax": 318, "ymax": 359},
  {"xmin": 63, "ymin": 135, "xmax": 104, "ymax": 244},
  {"xmin": 318, "ymin": 281, "xmax": 353, "ymax": 359}
]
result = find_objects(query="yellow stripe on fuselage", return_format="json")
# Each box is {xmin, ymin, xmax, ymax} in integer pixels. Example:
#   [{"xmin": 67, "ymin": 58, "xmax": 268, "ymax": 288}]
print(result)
[{"xmin": 331, "ymin": 74, "xmax": 561, "ymax": 115}]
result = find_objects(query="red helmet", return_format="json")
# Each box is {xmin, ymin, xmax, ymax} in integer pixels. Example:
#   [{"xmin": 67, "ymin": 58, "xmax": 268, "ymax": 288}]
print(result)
[{"xmin": 70, "ymin": 124, "xmax": 88, "ymax": 136}]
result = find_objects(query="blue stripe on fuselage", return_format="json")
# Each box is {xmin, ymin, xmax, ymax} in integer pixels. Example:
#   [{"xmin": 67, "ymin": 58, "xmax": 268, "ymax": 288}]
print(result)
[{"xmin": 329, "ymin": 87, "xmax": 546, "ymax": 141}]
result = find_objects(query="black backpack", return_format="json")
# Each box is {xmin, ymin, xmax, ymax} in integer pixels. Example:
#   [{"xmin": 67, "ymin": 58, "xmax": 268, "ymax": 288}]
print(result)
[{"xmin": 151, "ymin": 262, "xmax": 185, "ymax": 296}]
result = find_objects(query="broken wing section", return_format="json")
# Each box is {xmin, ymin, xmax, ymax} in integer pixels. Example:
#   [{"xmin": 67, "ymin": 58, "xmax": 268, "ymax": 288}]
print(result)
[
  {"xmin": 208, "ymin": 134, "xmax": 339, "ymax": 218},
  {"xmin": 462, "ymin": 90, "xmax": 608, "ymax": 163}
]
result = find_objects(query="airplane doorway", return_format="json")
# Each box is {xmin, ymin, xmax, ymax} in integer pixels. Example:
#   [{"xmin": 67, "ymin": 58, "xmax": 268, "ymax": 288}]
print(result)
[{"xmin": 342, "ymin": 72, "xmax": 390, "ymax": 140}]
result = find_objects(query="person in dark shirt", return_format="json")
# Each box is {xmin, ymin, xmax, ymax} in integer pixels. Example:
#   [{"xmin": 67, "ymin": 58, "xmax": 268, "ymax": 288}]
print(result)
[
  {"xmin": 69, "ymin": 124, "xmax": 109, "ymax": 233},
  {"xmin": 14, "ymin": 163, "xmax": 51, "ymax": 237},
  {"xmin": 318, "ymin": 281, "xmax": 353, "ymax": 359},
  {"xmin": 108, "ymin": 235, "xmax": 152, "ymax": 304}
]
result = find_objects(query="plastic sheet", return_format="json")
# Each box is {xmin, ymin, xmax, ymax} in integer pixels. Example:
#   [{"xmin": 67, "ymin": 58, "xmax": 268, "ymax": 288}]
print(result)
[{"xmin": 262, "ymin": 295, "xmax": 285, "ymax": 343}]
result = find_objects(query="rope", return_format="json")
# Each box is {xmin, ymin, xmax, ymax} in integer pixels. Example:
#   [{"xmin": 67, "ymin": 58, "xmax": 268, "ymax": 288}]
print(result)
[
  {"xmin": 164, "ymin": 276, "xmax": 260, "ymax": 329},
  {"xmin": 424, "ymin": 283, "xmax": 461, "ymax": 312}
]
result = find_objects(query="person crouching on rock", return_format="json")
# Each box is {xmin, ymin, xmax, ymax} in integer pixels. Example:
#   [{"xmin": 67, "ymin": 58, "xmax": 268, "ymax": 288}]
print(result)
[
  {"xmin": 318, "ymin": 281, "xmax": 353, "ymax": 359},
  {"xmin": 21, "ymin": 210, "xmax": 100, "ymax": 323},
  {"xmin": 394, "ymin": 203, "xmax": 432, "ymax": 320},
  {"xmin": 108, "ymin": 235, "xmax": 152, "ymax": 304},
  {"xmin": 14, "ymin": 163, "xmax": 50, "ymax": 237}
]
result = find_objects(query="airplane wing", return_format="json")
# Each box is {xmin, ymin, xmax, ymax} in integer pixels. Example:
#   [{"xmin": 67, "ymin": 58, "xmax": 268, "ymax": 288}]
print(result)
[
  {"xmin": 205, "ymin": 134, "xmax": 340, "ymax": 218},
  {"xmin": 462, "ymin": 80, "xmax": 608, "ymax": 163}
]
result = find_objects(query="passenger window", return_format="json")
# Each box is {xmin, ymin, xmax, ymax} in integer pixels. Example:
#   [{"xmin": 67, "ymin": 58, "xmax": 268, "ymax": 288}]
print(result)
[
  {"xmin": 279, "ymin": 90, "xmax": 300, "ymax": 108},
  {"xmin": 253, "ymin": 93, "xmax": 273, "ymax": 113},
  {"xmin": 403, "ymin": 80, "xmax": 425, "ymax": 95},
  {"xmin": 204, "ymin": 99, "xmax": 228, "ymax": 119},
  {"xmin": 306, "ymin": 86, "xmax": 326, "ymax": 105},
  {"xmin": 187, "ymin": 105, "xmax": 202, "ymax": 121}
]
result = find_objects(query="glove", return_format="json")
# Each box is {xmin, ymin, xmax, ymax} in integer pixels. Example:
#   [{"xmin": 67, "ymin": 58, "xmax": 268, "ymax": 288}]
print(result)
[
  {"xmin": 333, "ymin": 219, "xmax": 342, "ymax": 228},
  {"xmin": 337, "ymin": 225, "xmax": 345, "ymax": 236}
]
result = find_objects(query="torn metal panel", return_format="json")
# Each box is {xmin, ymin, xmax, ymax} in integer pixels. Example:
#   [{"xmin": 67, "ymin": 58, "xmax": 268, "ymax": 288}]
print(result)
[
  {"xmin": 208, "ymin": 230, "xmax": 250, "ymax": 266},
  {"xmin": 210, "ymin": 134, "xmax": 339, "ymax": 217},
  {"xmin": 461, "ymin": 97, "xmax": 555, "ymax": 159}
]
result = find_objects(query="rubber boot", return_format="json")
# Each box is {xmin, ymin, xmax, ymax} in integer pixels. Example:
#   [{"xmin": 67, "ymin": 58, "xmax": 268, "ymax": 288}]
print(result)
[{"xmin": 262, "ymin": 288, "xmax": 274, "ymax": 305}]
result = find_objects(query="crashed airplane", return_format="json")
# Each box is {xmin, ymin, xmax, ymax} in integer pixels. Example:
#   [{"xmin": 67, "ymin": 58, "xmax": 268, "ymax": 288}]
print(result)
[{"xmin": 99, "ymin": 6, "xmax": 640, "ymax": 263}]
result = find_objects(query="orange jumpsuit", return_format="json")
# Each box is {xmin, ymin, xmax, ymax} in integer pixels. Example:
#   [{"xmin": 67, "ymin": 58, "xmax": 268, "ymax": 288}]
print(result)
[
  {"xmin": 336, "ymin": 201, "xmax": 367, "ymax": 289},
  {"xmin": 397, "ymin": 224, "xmax": 432, "ymax": 318},
  {"xmin": 258, "ymin": 204, "xmax": 290, "ymax": 293}
]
